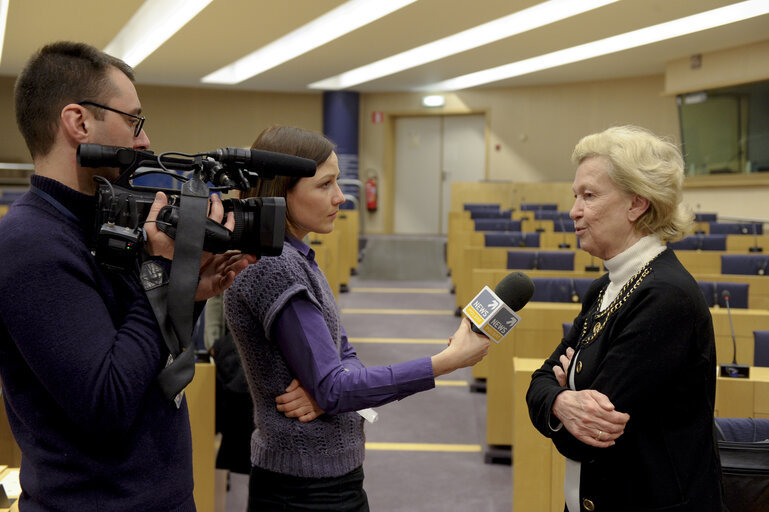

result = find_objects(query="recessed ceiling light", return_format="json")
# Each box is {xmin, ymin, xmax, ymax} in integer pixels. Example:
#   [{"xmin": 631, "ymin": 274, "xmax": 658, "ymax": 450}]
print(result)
[
  {"xmin": 421, "ymin": 0, "xmax": 769, "ymax": 91},
  {"xmin": 202, "ymin": 0, "xmax": 417, "ymax": 85},
  {"xmin": 105, "ymin": 0, "xmax": 214, "ymax": 68},
  {"xmin": 308, "ymin": 0, "xmax": 620, "ymax": 90}
]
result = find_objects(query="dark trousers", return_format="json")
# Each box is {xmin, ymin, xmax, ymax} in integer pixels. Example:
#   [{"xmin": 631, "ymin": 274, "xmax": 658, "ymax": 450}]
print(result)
[{"xmin": 248, "ymin": 465, "xmax": 369, "ymax": 512}]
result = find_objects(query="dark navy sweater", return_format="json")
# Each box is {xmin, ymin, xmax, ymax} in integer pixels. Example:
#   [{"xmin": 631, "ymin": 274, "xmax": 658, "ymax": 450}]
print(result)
[{"xmin": 0, "ymin": 175, "xmax": 195, "ymax": 511}]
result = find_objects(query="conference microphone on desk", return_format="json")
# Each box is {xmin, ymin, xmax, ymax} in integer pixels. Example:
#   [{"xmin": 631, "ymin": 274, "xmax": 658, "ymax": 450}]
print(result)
[
  {"xmin": 463, "ymin": 271, "xmax": 535, "ymax": 343},
  {"xmin": 719, "ymin": 289, "xmax": 750, "ymax": 378}
]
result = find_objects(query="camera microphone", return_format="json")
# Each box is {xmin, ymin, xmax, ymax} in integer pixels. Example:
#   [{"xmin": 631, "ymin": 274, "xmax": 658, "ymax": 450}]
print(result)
[{"xmin": 207, "ymin": 147, "xmax": 317, "ymax": 179}]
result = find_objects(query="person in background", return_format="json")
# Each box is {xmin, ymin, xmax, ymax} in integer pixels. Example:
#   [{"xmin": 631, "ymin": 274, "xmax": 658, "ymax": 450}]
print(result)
[
  {"xmin": 224, "ymin": 125, "xmax": 490, "ymax": 511},
  {"xmin": 0, "ymin": 41, "xmax": 255, "ymax": 511},
  {"xmin": 526, "ymin": 125, "xmax": 723, "ymax": 511}
]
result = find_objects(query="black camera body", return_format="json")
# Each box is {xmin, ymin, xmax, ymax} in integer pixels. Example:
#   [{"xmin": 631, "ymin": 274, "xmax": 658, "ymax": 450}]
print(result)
[{"xmin": 78, "ymin": 143, "xmax": 315, "ymax": 271}]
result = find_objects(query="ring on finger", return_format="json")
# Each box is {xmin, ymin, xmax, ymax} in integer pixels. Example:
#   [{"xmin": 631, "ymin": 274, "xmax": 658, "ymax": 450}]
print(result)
[{"xmin": 596, "ymin": 430, "xmax": 603, "ymax": 441}]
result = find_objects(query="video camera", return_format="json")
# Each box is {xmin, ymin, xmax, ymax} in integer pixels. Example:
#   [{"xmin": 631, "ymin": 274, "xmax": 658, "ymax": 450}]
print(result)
[{"xmin": 77, "ymin": 143, "xmax": 316, "ymax": 271}]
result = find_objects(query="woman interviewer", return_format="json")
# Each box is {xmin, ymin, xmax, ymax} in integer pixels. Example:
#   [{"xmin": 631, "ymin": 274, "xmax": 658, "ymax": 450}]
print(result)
[
  {"xmin": 223, "ymin": 125, "xmax": 489, "ymax": 511},
  {"xmin": 526, "ymin": 125, "xmax": 723, "ymax": 511}
]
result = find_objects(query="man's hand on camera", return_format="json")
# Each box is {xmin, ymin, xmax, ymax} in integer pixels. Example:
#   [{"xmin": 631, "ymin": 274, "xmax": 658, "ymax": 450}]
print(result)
[
  {"xmin": 144, "ymin": 192, "xmax": 175, "ymax": 259},
  {"xmin": 195, "ymin": 194, "xmax": 257, "ymax": 301}
]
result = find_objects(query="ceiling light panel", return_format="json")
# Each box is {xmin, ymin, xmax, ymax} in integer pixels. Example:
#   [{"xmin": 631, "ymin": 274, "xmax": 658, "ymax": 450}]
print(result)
[
  {"xmin": 105, "ymin": 0, "xmax": 214, "ymax": 68},
  {"xmin": 308, "ymin": 0, "xmax": 621, "ymax": 90},
  {"xmin": 421, "ymin": 0, "xmax": 769, "ymax": 91},
  {"xmin": 201, "ymin": 0, "xmax": 417, "ymax": 85}
]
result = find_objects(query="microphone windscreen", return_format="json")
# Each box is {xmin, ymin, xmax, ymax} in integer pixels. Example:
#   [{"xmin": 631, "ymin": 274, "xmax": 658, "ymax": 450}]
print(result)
[
  {"xmin": 249, "ymin": 149, "xmax": 317, "ymax": 178},
  {"xmin": 494, "ymin": 271, "xmax": 535, "ymax": 312}
]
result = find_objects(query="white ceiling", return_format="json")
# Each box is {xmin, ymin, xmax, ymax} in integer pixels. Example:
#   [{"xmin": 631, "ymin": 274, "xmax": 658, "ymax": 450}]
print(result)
[{"xmin": 1, "ymin": 0, "xmax": 767, "ymax": 94}]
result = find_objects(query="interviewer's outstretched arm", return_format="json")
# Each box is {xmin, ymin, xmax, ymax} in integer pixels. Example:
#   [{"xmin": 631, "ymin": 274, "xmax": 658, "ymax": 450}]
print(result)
[{"xmin": 431, "ymin": 317, "xmax": 490, "ymax": 377}]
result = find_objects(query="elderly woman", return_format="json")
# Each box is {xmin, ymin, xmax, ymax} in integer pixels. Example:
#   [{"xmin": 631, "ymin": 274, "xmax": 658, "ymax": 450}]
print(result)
[{"xmin": 526, "ymin": 126, "xmax": 723, "ymax": 511}]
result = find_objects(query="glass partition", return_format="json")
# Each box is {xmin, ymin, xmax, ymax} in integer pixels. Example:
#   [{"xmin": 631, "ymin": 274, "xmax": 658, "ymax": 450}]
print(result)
[{"xmin": 678, "ymin": 79, "xmax": 769, "ymax": 176}]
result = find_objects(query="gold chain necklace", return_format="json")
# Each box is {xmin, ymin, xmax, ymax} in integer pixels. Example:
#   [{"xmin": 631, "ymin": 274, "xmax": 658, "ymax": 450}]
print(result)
[{"xmin": 579, "ymin": 264, "xmax": 651, "ymax": 345}]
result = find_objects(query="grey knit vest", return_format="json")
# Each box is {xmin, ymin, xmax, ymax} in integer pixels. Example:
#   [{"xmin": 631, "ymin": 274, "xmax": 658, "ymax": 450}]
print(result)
[{"xmin": 223, "ymin": 240, "xmax": 365, "ymax": 478}]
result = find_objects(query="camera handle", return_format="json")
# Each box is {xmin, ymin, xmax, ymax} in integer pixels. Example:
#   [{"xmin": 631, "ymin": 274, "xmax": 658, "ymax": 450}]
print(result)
[{"xmin": 143, "ymin": 167, "xmax": 210, "ymax": 405}]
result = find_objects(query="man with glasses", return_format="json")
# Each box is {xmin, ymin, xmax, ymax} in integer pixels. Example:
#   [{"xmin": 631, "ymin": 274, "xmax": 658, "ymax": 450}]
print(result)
[{"xmin": 0, "ymin": 41, "xmax": 256, "ymax": 511}]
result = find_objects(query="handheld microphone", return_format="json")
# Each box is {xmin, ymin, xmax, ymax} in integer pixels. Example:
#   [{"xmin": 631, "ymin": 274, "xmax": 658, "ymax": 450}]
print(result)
[
  {"xmin": 464, "ymin": 271, "xmax": 535, "ymax": 343},
  {"xmin": 719, "ymin": 289, "xmax": 750, "ymax": 378}
]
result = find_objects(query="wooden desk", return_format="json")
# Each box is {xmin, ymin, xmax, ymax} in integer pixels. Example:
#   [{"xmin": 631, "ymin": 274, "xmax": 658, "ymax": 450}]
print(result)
[
  {"xmin": 0, "ymin": 364, "xmax": 215, "ymax": 511},
  {"xmin": 0, "ymin": 465, "xmax": 20, "ymax": 512},
  {"xmin": 187, "ymin": 362, "xmax": 216, "ymax": 512},
  {"xmin": 511, "ymin": 358, "xmax": 769, "ymax": 512}
]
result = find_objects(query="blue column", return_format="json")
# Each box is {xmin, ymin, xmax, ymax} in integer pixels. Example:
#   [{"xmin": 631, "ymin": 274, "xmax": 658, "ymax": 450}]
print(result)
[{"xmin": 323, "ymin": 91, "xmax": 359, "ymax": 209}]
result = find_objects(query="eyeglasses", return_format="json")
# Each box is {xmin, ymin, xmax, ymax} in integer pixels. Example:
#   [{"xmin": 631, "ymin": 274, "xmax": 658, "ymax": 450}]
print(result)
[{"xmin": 78, "ymin": 100, "xmax": 146, "ymax": 137}]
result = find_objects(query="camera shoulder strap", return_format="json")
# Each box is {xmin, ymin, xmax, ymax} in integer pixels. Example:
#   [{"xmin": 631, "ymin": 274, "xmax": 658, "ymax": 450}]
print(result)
[{"xmin": 151, "ymin": 175, "xmax": 209, "ymax": 405}]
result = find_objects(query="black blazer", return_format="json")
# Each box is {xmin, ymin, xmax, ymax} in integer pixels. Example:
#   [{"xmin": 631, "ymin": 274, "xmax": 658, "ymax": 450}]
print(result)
[{"xmin": 527, "ymin": 249, "xmax": 724, "ymax": 511}]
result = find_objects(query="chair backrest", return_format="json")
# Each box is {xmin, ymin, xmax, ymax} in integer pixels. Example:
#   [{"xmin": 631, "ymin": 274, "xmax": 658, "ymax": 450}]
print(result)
[
  {"xmin": 709, "ymin": 222, "xmax": 764, "ymax": 235},
  {"xmin": 754, "ymin": 331, "xmax": 769, "ymax": 367},
  {"xmin": 669, "ymin": 234, "xmax": 727, "ymax": 251},
  {"xmin": 530, "ymin": 278, "xmax": 595, "ymax": 303},
  {"xmin": 697, "ymin": 281, "xmax": 749, "ymax": 308},
  {"xmin": 474, "ymin": 219, "xmax": 522, "ymax": 232},
  {"xmin": 507, "ymin": 251, "xmax": 574, "ymax": 271},
  {"xmin": 720, "ymin": 254, "xmax": 769, "ymax": 275},
  {"xmin": 533, "ymin": 210, "xmax": 571, "ymax": 221},
  {"xmin": 463, "ymin": 203, "xmax": 500, "ymax": 212},
  {"xmin": 714, "ymin": 417, "xmax": 769, "ymax": 512},
  {"xmin": 520, "ymin": 203, "xmax": 558, "ymax": 211},
  {"xmin": 552, "ymin": 218, "xmax": 576, "ymax": 232},
  {"xmin": 470, "ymin": 209, "xmax": 513, "ymax": 219},
  {"xmin": 694, "ymin": 213, "xmax": 718, "ymax": 222},
  {"xmin": 484, "ymin": 232, "xmax": 540, "ymax": 248}
]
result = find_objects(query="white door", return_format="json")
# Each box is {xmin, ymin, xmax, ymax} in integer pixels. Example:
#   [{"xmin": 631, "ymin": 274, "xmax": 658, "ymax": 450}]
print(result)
[
  {"xmin": 441, "ymin": 115, "xmax": 486, "ymax": 234},
  {"xmin": 394, "ymin": 115, "xmax": 486, "ymax": 235}
]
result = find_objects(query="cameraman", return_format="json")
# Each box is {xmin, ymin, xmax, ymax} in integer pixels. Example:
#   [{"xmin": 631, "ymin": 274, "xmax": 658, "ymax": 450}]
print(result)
[{"xmin": 0, "ymin": 41, "xmax": 255, "ymax": 511}]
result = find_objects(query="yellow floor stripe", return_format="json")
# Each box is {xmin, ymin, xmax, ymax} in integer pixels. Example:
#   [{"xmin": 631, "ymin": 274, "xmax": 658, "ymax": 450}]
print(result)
[
  {"xmin": 365, "ymin": 442, "xmax": 482, "ymax": 453},
  {"xmin": 435, "ymin": 380, "xmax": 468, "ymax": 387},
  {"xmin": 349, "ymin": 337, "xmax": 447, "ymax": 345},
  {"xmin": 341, "ymin": 308, "xmax": 454, "ymax": 315},
  {"xmin": 349, "ymin": 287, "xmax": 448, "ymax": 294}
]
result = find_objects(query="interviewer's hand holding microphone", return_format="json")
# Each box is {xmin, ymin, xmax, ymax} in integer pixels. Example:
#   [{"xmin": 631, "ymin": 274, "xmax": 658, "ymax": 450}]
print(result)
[
  {"xmin": 551, "ymin": 346, "xmax": 630, "ymax": 448},
  {"xmin": 432, "ymin": 317, "xmax": 491, "ymax": 377}
]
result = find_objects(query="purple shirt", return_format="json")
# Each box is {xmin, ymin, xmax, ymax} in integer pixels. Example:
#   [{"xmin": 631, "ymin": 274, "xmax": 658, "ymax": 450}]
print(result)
[{"xmin": 273, "ymin": 236, "xmax": 435, "ymax": 414}]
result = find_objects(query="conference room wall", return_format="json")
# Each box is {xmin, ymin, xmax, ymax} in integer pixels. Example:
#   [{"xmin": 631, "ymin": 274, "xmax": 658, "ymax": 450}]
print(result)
[
  {"xmin": 0, "ymin": 77, "xmax": 323, "ymax": 163},
  {"xmin": 358, "ymin": 74, "xmax": 679, "ymax": 233}
]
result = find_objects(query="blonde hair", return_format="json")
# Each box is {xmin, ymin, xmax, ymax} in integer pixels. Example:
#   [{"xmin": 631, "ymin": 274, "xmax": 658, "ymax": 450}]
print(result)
[{"xmin": 572, "ymin": 125, "xmax": 693, "ymax": 242}]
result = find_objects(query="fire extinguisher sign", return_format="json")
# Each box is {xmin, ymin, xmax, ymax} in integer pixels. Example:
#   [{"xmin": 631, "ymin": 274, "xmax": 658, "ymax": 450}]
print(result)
[{"xmin": 371, "ymin": 111, "xmax": 384, "ymax": 124}]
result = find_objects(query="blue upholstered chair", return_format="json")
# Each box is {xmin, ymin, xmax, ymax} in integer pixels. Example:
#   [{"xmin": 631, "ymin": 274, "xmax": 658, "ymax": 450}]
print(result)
[
  {"xmin": 530, "ymin": 278, "xmax": 595, "ymax": 303},
  {"xmin": 668, "ymin": 234, "xmax": 727, "ymax": 251},
  {"xmin": 709, "ymin": 222, "xmax": 763, "ymax": 235},
  {"xmin": 696, "ymin": 281, "xmax": 749, "ymax": 308},
  {"xmin": 720, "ymin": 254, "xmax": 769, "ymax": 275},
  {"xmin": 484, "ymin": 232, "xmax": 540, "ymax": 248},
  {"xmin": 533, "ymin": 210, "xmax": 571, "ymax": 221},
  {"xmin": 715, "ymin": 417, "xmax": 769, "ymax": 512},
  {"xmin": 463, "ymin": 203, "xmax": 500, "ymax": 212},
  {"xmin": 520, "ymin": 203, "xmax": 558, "ymax": 211},
  {"xmin": 754, "ymin": 331, "xmax": 769, "ymax": 367},
  {"xmin": 694, "ymin": 213, "xmax": 718, "ymax": 222},
  {"xmin": 474, "ymin": 219, "xmax": 522, "ymax": 232},
  {"xmin": 507, "ymin": 250, "xmax": 574, "ymax": 271},
  {"xmin": 469, "ymin": 209, "xmax": 513, "ymax": 219}
]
